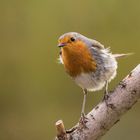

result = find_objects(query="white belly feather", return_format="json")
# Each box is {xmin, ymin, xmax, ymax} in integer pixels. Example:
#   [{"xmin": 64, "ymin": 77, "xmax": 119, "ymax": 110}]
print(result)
[{"xmin": 74, "ymin": 50, "xmax": 117, "ymax": 91}]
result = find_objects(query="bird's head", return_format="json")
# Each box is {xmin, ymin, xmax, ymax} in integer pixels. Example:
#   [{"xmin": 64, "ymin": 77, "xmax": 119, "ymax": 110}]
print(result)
[
  {"xmin": 57, "ymin": 32, "xmax": 97, "ymax": 77},
  {"xmin": 58, "ymin": 32, "xmax": 83, "ymax": 48}
]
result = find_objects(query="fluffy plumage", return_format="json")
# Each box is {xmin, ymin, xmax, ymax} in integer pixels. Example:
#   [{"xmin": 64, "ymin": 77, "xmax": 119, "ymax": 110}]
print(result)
[
  {"xmin": 57, "ymin": 32, "xmax": 132, "ymax": 122},
  {"xmin": 58, "ymin": 32, "xmax": 128, "ymax": 91}
]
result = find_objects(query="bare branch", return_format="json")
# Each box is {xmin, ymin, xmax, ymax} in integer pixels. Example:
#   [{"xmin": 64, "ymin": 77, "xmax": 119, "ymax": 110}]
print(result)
[{"xmin": 55, "ymin": 64, "xmax": 140, "ymax": 140}]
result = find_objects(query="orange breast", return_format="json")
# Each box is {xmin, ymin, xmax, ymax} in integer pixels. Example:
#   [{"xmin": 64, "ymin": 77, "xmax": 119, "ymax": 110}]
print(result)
[{"xmin": 61, "ymin": 41, "xmax": 97, "ymax": 77}]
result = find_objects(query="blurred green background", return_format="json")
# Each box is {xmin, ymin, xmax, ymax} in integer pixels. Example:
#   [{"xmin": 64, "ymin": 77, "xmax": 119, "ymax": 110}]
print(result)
[{"xmin": 0, "ymin": 0, "xmax": 140, "ymax": 140}]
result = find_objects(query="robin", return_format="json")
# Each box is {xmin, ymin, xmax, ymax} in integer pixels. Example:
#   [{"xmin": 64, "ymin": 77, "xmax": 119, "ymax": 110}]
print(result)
[{"xmin": 57, "ymin": 32, "xmax": 131, "ymax": 123}]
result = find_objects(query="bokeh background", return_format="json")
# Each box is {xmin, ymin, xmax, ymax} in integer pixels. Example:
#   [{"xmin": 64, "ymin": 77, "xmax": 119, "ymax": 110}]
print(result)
[{"xmin": 0, "ymin": 0, "xmax": 140, "ymax": 140}]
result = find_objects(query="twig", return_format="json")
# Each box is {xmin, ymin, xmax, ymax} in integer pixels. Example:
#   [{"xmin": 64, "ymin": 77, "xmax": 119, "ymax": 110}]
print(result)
[
  {"xmin": 55, "ymin": 120, "xmax": 68, "ymax": 140},
  {"xmin": 55, "ymin": 64, "xmax": 140, "ymax": 140}
]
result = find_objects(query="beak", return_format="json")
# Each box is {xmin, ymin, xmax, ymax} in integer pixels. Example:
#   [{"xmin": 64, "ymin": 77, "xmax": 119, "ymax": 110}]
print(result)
[{"xmin": 58, "ymin": 43, "xmax": 66, "ymax": 48}]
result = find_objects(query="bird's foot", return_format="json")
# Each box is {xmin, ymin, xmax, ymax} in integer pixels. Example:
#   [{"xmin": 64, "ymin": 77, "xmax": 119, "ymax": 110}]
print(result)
[
  {"xmin": 103, "ymin": 93, "xmax": 116, "ymax": 110},
  {"xmin": 103, "ymin": 93, "xmax": 109, "ymax": 106},
  {"xmin": 79, "ymin": 113, "xmax": 88, "ymax": 128}
]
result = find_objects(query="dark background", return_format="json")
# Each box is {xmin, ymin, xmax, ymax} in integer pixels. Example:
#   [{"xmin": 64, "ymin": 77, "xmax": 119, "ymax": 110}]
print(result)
[{"xmin": 0, "ymin": 0, "xmax": 140, "ymax": 140}]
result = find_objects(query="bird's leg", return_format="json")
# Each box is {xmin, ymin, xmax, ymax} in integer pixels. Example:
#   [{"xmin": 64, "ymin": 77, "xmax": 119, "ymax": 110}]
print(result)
[
  {"xmin": 105, "ymin": 80, "xmax": 109, "ymax": 96},
  {"xmin": 79, "ymin": 89, "xmax": 88, "ymax": 127},
  {"xmin": 81, "ymin": 89, "xmax": 87, "ymax": 115},
  {"xmin": 103, "ymin": 81, "xmax": 109, "ymax": 105},
  {"xmin": 103, "ymin": 81, "xmax": 116, "ymax": 109}
]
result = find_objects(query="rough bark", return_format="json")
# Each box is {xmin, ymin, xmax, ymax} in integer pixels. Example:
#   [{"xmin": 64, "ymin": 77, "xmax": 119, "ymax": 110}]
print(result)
[{"xmin": 55, "ymin": 64, "xmax": 140, "ymax": 140}]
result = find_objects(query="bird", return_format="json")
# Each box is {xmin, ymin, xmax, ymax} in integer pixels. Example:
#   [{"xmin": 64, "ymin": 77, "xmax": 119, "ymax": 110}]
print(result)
[{"xmin": 57, "ymin": 32, "xmax": 131, "ymax": 124}]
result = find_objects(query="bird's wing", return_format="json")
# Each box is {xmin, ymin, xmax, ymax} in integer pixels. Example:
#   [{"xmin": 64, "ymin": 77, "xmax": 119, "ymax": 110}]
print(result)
[{"xmin": 90, "ymin": 39, "xmax": 104, "ymax": 49}]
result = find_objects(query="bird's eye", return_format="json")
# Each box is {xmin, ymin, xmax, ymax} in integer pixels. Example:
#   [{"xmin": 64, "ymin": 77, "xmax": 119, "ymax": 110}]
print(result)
[{"xmin": 70, "ymin": 37, "xmax": 76, "ymax": 42}]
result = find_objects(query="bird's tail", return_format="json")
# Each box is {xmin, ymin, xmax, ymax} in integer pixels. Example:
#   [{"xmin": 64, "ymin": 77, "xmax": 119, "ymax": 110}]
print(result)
[{"xmin": 113, "ymin": 53, "xmax": 133, "ymax": 59}]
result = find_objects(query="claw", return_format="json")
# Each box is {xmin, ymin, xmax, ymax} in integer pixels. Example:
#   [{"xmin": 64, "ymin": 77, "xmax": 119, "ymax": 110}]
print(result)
[
  {"xmin": 79, "ymin": 113, "xmax": 88, "ymax": 128},
  {"xmin": 103, "ymin": 93, "xmax": 109, "ymax": 106},
  {"xmin": 102, "ymin": 81, "xmax": 110, "ymax": 107},
  {"xmin": 103, "ymin": 92, "xmax": 116, "ymax": 110}
]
